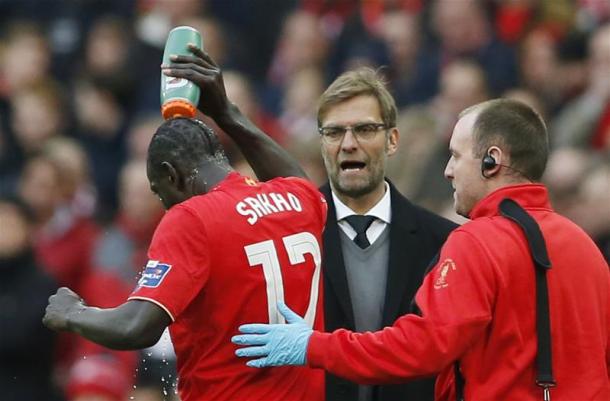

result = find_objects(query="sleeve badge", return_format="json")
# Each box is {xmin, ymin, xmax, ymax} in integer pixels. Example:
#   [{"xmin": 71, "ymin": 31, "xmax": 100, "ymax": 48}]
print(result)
[{"xmin": 137, "ymin": 260, "xmax": 172, "ymax": 288}]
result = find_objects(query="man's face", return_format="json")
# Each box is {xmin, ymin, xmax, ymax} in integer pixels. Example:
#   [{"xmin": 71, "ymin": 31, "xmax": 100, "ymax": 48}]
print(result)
[
  {"xmin": 146, "ymin": 160, "xmax": 189, "ymax": 211},
  {"xmin": 444, "ymin": 111, "xmax": 487, "ymax": 217},
  {"xmin": 320, "ymin": 95, "xmax": 398, "ymax": 198}
]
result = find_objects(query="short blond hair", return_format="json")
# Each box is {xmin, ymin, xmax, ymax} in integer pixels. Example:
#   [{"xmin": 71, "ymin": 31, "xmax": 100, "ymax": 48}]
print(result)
[{"xmin": 317, "ymin": 68, "xmax": 396, "ymax": 127}]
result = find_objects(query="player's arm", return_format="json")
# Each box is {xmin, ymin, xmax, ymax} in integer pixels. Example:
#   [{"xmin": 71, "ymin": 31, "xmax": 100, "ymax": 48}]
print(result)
[
  {"xmin": 43, "ymin": 288, "xmax": 171, "ymax": 350},
  {"xmin": 162, "ymin": 45, "xmax": 307, "ymax": 181}
]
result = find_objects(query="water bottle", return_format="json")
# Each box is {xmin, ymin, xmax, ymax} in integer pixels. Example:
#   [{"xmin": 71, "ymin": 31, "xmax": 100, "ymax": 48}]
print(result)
[{"xmin": 160, "ymin": 26, "xmax": 203, "ymax": 119}]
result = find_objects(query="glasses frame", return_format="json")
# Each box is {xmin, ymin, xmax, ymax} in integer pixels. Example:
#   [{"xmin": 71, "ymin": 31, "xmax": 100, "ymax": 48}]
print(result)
[{"xmin": 318, "ymin": 122, "xmax": 388, "ymax": 143}]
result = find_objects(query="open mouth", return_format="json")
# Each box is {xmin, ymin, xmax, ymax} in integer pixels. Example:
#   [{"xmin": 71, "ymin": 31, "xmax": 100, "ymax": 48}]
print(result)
[{"xmin": 340, "ymin": 161, "xmax": 366, "ymax": 171}]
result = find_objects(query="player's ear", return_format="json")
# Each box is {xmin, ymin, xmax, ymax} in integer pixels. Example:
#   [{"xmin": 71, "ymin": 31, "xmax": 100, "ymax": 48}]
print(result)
[{"xmin": 161, "ymin": 161, "xmax": 180, "ymax": 187}]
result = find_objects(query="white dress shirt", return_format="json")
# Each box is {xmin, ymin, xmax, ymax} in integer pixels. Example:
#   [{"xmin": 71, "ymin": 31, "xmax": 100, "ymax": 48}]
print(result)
[{"xmin": 332, "ymin": 181, "xmax": 392, "ymax": 245}]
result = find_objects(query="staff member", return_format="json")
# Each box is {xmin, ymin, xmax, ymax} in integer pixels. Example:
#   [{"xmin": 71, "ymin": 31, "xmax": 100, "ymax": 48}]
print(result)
[{"xmin": 233, "ymin": 99, "xmax": 610, "ymax": 401}]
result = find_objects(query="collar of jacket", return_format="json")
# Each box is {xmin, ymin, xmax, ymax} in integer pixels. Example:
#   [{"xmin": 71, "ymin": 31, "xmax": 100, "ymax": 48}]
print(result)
[{"xmin": 469, "ymin": 183, "xmax": 552, "ymax": 219}]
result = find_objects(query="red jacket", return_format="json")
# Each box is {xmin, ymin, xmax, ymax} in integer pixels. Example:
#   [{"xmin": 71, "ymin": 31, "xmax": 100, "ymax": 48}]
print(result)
[{"xmin": 308, "ymin": 184, "xmax": 610, "ymax": 400}]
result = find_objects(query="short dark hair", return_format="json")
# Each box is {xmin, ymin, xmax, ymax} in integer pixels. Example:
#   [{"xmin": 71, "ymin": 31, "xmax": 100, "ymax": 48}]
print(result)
[
  {"xmin": 147, "ymin": 117, "xmax": 228, "ymax": 178},
  {"xmin": 317, "ymin": 67, "xmax": 396, "ymax": 128},
  {"xmin": 463, "ymin": 99, "xmax": 549, "ymax": 181}
]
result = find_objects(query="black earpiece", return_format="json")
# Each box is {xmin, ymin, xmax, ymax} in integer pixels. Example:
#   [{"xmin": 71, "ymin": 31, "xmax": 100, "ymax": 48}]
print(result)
[
  {"xmin": 482, "ymin": 153, "xmax": 497, "ymax": 171},
  {"xmin": 481, "ymin": 150, "xmax": 532, "ymax": 181}
]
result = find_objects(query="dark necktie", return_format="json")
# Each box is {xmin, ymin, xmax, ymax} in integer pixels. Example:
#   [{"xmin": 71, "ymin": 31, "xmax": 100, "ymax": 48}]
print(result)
[{"xmin": 344, "ymin": 215, "xmax": 376, "ymax": 249}]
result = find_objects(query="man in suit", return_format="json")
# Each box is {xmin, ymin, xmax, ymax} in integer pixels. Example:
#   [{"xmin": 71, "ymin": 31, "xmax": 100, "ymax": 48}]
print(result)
[{"xmin": 315, "ymin": 68, "xmax": 457, "ymax": 401}]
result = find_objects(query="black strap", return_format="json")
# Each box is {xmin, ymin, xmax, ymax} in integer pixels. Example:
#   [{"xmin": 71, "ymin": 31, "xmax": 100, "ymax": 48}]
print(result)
[
  {"xmin": 454, "ymin": 362, "xmax": 465, "ymax": 401},
  {"xmin": 454, "ymin": 198, "xmax": 555, "ymax": 401},
  {"xmin": 499, "ymin": 198, "xmax": 555, "ymax": 391}
]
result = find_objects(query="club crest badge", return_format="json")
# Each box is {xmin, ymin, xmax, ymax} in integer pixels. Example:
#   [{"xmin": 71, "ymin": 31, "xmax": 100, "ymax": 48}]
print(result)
[{"xmin": 434, "ymin": 258, "xmax": 456, "ymax": 289}]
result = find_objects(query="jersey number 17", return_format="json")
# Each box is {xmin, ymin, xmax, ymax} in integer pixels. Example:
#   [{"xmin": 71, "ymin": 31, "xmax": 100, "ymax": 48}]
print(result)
[{"xmin": 244, "ymin": 231, "xmax": 321, "ymax": 327}]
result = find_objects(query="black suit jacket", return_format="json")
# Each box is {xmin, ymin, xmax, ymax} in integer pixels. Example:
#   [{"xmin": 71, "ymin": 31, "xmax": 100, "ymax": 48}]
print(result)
[{"xmin": 320, "ymin": 181, "xmax": 458, "ymax": 401}]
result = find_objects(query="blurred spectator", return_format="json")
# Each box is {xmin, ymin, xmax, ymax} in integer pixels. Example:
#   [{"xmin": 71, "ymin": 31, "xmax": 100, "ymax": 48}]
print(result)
[
  {"xmin": 376, "ymin": 10, "xmax": 423, "ymax": 107},
  {"xmin": 10, "ymin": 82, "xmax": 66, "ymax": 156},
  {"xmin": 280, "ymin": 66, "xmax": 325, "ymax": 139},
  {"xmin": 429, "ymin": 58, "xmax": 490, "ymax": 139},
  {"xmin": 544, "ymin": 147, "xmax": 610, "ymax": 260},
  {"xmin": 576, "ymin": 161, "xmax": 610, "ymax": 261},
  {"xmin": 386, "ymin": 107, "xmax": 439, "ymax": 199},
  {"xmin": 93, "ymin": 160, "xmax": 163, "ymax": 285},
  {"xmin": 0, "ymin": 22, "xmax": 51, "ymax": 99},
  {"xmin": 0, "ymin": 195, "xmax": 63, "ymax": 401},
  {"xmin": 518, "ymin": 28, "xmax": 564, "ymax": 114},
  {"xmin": 552, "ymin": 23, "xmax": 610, "ymax": 150},
  {"xmin": 495, "ymin": 0, "xmax": 577, "ymax": 44},
  {"xmin": 555, "ymin": 30, "xmax": 590, "ymax": 102},
  {"xmin": 503, "ymin": 87, "xmax": 547, "ymax": 121},
  {"xmin": 285, "ymin": 136, "xmax": 327, "ymax": 187},
  {"xmin": 265, "ymin": 9, "xmax": 330, "ymax": 114},
  {"xmin": 135, "ymin": 0, "xmax": 205, "ymax": 49},
  {"xmin": 126, "ymin": 114, "xmax": 165, "ymax": 161},
  {"xmin": 268, "ymin": 10, "xmax": 329, "ymax": 86},
  {"xmin": 223, "ymin": 70, "xmax": 285, "ymax": 143},
  {"xmin": 44, "ymin": 137, "xmax": 97, "ymax": 219},
  {"xmin": 388, "ymin": 59, "xmax": 489, "ymax": 211},
  {"xmin": 419, "ymin": 0, "xmax": 518, "ymax": 97},
  {"xmin": 180, "ymin": 16, "xmax": 229, "ymax": 67},
  {"xmin": 73, "ymin": 77, "xmax": 127, "ymax": 216},
  {"xmin": 301, "ymin": 0, "xmax": 357, "ymax": 40},
  {"xmin": 18, "ymin": 155, "xmax": 97, "ymax": 292},
  {"xmin": 543, "ymin": 147, "xmax": 593, "ymax": 207},
  {"xmin": 326, "ymin": 10, "xmax": 390, "ymax": 83},
  {"xmin": 83, "ymin": 16, "xmax": 136, "ymax": 108}
]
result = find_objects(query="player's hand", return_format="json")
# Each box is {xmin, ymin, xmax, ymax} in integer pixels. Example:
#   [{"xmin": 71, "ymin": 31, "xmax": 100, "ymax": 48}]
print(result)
[
  {"xmin": 161, "ymin": 44, "xmax": 231, "ymax": 121},
  {"xmin": 43, "ymin": 287, "xmax": 86, "ymax": 332},
  {"xmin": 232, "ymin": 302, "xmax": 312, "ymax": 368}
]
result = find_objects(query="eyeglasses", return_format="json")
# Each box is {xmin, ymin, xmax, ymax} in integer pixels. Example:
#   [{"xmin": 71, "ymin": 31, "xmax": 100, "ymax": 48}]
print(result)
[{"xmin": 318, "ymin": 122, "xmax": 388, "ymax": 143}]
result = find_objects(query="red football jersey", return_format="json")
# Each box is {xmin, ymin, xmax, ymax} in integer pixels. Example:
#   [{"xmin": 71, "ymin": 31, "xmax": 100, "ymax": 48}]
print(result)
[{"xmin": 129, "ymin": 172, "xmax": 327, "ymax": 401}]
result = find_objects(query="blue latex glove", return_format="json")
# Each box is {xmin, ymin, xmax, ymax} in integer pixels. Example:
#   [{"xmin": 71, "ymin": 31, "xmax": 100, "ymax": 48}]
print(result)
[{"xmin": 232, "ymin": 301, "xmax": 312, "ymax": 368}]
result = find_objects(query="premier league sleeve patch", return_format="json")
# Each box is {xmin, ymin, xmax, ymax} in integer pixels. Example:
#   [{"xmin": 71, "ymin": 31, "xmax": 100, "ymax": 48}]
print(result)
[{"xmin": 137, "ymin": 260, "xmax": 172, "ymax": 288}]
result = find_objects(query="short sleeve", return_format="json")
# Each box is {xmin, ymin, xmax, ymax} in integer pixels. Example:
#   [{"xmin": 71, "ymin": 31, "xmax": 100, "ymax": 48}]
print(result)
[{"xmin": 129, "ymin": 204, "xmax": 210, "ymax": 321}]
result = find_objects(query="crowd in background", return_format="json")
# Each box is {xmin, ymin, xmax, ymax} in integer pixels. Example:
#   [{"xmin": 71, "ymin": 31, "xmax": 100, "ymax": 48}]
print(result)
[{"xmin": 0, "ymin": 1, "xmax": 609, "ymax": 401}]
